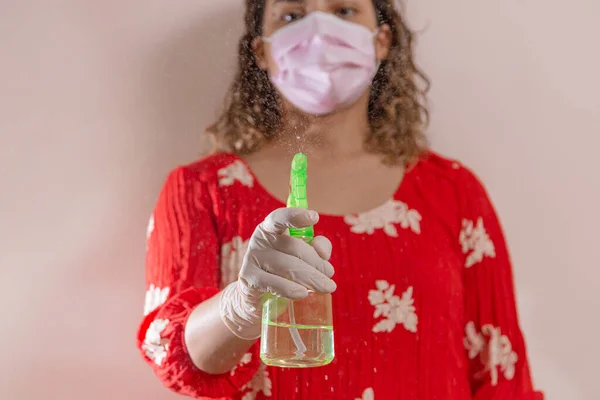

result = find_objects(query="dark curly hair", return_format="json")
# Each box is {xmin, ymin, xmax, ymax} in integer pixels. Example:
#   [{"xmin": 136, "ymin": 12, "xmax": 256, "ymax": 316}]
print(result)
[{"xmin": 210, "ymin": 0, "xmax": 430, "ymax": 165}]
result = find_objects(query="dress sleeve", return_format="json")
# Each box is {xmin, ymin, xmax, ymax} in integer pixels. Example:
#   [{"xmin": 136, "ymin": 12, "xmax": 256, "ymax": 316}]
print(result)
[
  {"xmin": 458, "ymin": 166, "xmax": 544, "ymax": 400},
  {"xmin": 136, "ymin": 166, "xmax": 260, "ymax": 399}
]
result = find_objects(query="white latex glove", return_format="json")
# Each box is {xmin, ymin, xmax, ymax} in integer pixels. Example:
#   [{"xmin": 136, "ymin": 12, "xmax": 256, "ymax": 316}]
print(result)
[{"xmin": 220, "ymin": 208, "xmax": 336, "ymax": 340}]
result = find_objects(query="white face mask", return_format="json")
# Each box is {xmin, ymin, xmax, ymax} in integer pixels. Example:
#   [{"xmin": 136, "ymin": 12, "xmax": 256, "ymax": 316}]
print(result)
[{"xmin": 263, "ymin": 11, "xmax": 380, "ymax": 116}]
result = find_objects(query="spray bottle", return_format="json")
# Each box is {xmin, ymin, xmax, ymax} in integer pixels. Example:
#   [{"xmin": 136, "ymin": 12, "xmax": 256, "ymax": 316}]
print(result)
[{"xmin": 260, "ymin": 153, "xmax": 335, "ymax": 368}]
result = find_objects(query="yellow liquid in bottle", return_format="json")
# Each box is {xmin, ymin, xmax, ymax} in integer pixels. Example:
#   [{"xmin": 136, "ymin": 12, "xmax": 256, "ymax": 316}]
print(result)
[{"xmin": 260, "ymin": 292, "xmax": 335, "ymax": 368}]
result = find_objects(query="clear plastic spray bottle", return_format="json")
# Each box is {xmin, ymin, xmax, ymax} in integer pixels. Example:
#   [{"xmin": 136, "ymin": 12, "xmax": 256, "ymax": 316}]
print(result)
[{"xmin": 260, "ymin": 153, "xmax": 335, "ymax": 368}]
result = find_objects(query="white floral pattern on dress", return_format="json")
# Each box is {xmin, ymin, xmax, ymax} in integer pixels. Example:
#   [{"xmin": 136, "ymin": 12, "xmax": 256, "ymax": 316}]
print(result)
[
  {"xmin": 220, "ymin": 236, "xmax": 250, "ymax": 288},
  {"xmin": 230, "ymin": 352, "xmax": 253, "ymax": 376},
  {"xmin": 368, "ymin": 280, "xmax": 418, "ymax": 333},
  {"xmin": 218, "ymin": 160, "xmax": 254, "ymax": 188},
  {"xmin": 344, "ymin": 200, "xmax": 421, "ymax": 237},
  {"xmin": 146, "ymin": 214, "xmax": 154, "ymax": 240},
  {"xmin": 144, "ymin": 284, "xmax": 170, "ymax": 316},
  {"xmin": 142, "ymin": 319, "xmax": 170, "ymax": 366},
  {"xmin": 355, "ymin": 387, "xmax": 375, "ymax": 400},
  {"xmin": 459, "ymin": 217, "xmax": 496, "ymax": 268},
  {"xmin": 241, "ymin": 363, "xmax": 272, "ymax": 400},
  {"xmin": 464, "ymin": 322, "xmax": 518, "ymax": 386}
]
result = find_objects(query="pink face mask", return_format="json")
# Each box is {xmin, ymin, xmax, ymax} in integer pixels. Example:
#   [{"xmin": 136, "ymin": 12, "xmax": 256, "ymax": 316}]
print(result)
[{"xmin": 263, "ymin": 11, "xmax": 380, "ymax": 116}]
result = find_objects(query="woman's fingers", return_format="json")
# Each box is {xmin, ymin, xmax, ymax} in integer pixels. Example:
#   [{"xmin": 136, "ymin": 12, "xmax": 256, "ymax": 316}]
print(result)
[
  {"xmin": 260, "ymin": 208, "xmax": 318, "ymax": 235},
  {"xmin": 251, "ymin": 250, "xmax": 336, "ymax": 294},
  {"xmin": 311, "ymin": 236, "xmax": 333, "ymax": 262},
  {"xmin": 243, "ymin": 208, "xmax": 336, "ymax": 298},
  {"xmin": 272, "ymin": 234, "xmax": 335, "ymax": 278},
  {"xmin": 240, "ymin": 266, "xmax": 310, "ymax": 300}
]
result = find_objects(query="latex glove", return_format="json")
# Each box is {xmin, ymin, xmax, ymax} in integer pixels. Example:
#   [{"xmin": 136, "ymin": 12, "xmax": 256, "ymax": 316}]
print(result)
[{"xmin": 220, "ymin": 208, "xmax": 336, "ymax": 340}]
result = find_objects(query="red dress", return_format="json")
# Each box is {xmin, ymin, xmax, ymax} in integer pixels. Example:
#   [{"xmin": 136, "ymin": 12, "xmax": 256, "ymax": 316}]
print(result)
[{"xmin": 137, "ymin": 151, "xmax": 543, "ymax": 400}]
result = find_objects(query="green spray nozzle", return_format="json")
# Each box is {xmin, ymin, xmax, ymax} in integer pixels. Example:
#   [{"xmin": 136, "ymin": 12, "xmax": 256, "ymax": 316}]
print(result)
[{"xmin": 287, "ymin": 153, "xmax": 314, "ymax": 242}]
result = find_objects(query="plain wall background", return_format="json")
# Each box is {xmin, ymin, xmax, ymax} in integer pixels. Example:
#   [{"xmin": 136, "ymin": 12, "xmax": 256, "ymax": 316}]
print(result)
[{"xmin": 1, "ymin": 0, "xmax": 598, "ymax": 399}]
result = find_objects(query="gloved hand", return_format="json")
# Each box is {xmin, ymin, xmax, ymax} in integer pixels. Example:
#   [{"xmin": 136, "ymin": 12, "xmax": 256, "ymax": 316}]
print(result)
[{"xmin": 220, "ymin": 208, "xmax": 336, "ymax": 340}]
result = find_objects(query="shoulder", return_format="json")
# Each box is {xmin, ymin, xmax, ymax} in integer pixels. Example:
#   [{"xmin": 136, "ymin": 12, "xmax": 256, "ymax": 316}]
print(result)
[
  {"xmin": 182, "ymin": 152, "xmax": 241, "ymax": 180},
  {"xmin": 413, "ymin": 151, "xmax": 487, "ymax": 193},
  {"xmin": 156, "ymin": 152, "xmax": 248, "ymax": 209},
  {"xmin": 409, "ymin": 151, "xmax": 493, "ymax": 218},
  {"xmin": 163, "ymin": 152, "xmax": 246, "ymax": 188}
]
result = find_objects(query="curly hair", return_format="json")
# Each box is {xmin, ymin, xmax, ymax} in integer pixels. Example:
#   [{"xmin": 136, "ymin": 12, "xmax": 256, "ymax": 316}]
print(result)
[{"xmin": 210, "ymin": 0, "xmax": 430, "ymax": 165}]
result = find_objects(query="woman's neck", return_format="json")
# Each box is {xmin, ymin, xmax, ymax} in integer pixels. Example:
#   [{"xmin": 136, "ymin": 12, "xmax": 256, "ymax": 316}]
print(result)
[{"xmin": 268, "ymin": 94, "xmax": 372, "ymax": 162}]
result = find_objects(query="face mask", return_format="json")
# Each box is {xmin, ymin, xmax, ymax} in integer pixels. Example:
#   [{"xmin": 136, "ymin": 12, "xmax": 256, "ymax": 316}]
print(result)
[{"xmin": 263, "ymin": 11, "xmax": 380, "ymax": 116}]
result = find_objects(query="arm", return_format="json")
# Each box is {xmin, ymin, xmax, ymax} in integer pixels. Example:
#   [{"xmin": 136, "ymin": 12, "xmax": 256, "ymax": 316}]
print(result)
[
  {"xmin": 185, "ymin": 209, "xmax": 336, "ymax": 376},
  {"xmin": 185, "ymin": 291, "xmax": 256, "ymax": 374},
  {"xmin": 137, "ymin": 166, "xmax": 336, "ymax": 398},
  {"xmin": 458, "ymin": 167, "xmax": 544, "ymax": 400},
  {"xmin": 137, "ymin": 167, "xmax": 259, "ymax": 398}
]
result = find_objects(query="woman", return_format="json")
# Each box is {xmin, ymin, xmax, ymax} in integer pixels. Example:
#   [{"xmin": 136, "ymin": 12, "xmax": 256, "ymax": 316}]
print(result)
[{"xmin": 137, "ymin": 0, "xmax": 544, "ymax": 399}]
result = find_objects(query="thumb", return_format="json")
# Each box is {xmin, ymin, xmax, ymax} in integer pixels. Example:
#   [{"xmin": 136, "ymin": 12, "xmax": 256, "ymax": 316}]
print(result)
[{"xmin": 260, "ymin": 208, "xmax": 318, "ymax": 235}]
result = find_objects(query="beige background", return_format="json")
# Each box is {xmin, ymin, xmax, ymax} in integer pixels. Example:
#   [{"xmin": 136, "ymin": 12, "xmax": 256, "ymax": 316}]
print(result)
[{"xmin": 1, "ymin": 0, "xmax": 598, "ymax": 399}]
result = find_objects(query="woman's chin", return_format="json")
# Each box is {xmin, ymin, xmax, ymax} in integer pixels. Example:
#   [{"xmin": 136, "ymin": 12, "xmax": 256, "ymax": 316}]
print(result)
[{"xmin": 291, "ymin": 105, "xmax": 345, "ymax": 120}]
